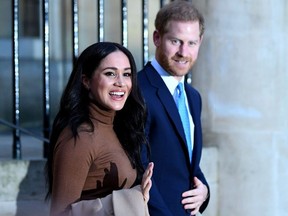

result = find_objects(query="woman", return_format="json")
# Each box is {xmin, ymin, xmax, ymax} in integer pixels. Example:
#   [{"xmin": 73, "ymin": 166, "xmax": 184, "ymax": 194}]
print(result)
[{"xmin": 45, "ymin": 42, "xmax": 153, "ymax": 216}]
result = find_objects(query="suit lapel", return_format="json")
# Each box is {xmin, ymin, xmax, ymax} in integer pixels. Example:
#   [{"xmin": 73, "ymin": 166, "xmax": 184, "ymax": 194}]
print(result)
[
  {"xmin": 185, "ymin": 83, "xmax": 201, "ymax": 169},
  {"xmin": 144, "ymin": 63, "xmax": 187, "ymax": 146},
  {"xmin": 184, "ymin": 83, "xmax": 197, "ymax": 126}
]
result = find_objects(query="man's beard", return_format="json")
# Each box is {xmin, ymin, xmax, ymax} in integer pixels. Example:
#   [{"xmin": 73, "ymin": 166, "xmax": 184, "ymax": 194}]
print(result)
[{"xmin": 157, "ymin": 49, "xmax": 193, "ymax": 77}]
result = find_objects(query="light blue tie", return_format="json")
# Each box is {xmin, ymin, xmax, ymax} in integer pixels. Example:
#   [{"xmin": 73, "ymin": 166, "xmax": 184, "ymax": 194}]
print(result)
[{"xmin": 176, "ymin": 83, "xmax": 192, "ymax": 162}]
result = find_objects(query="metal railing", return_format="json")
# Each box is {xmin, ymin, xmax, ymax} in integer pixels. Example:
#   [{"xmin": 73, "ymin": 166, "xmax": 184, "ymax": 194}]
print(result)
[{"xmin": 1, "ymin": 0, "xmax": 170, "ymax": 159}]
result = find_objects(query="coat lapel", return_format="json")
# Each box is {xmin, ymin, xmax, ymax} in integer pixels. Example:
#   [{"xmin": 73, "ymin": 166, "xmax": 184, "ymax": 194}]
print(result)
[
  {"xmin": 185, "ymin": 83, "xmax": 201, "ymax": 169},
  {"xmin": 144, "ymin": 63, "xmax": 187, "ymax": 146}
]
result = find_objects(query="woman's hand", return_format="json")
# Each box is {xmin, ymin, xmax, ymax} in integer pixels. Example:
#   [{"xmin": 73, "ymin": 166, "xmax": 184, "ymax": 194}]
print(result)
[{"xmin": 141, "ymin": 162, "xmax": 154, "ymax": 203}]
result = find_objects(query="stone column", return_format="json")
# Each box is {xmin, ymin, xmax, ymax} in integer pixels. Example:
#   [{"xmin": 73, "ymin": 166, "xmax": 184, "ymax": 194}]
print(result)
[{"xmin": 192, "ymin": 0, "xmax": 288, "ymax": 215}]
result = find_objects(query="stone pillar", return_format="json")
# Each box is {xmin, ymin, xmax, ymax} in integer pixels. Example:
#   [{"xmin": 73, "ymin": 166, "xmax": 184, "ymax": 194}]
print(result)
[{"xmin": 192, "ymin": 0, "xmax": 288, "ymax": 215}]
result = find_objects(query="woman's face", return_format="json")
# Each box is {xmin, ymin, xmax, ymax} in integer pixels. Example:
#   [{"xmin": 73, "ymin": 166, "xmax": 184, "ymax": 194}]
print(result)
[{"xmin": 83, "ymin": 50, "xmax": 132, "ymax": 111}]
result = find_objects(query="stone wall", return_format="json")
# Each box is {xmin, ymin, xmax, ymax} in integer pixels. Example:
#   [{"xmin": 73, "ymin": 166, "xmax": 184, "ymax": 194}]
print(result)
[{"xmin": 192, "ymin": 0, "xmax": 288, "ymax": 215}]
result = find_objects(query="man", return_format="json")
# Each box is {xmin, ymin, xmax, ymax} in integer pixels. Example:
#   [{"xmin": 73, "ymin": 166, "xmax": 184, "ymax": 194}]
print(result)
[{"xmin": 138, "ymin": 1, "xmax": 209, "ymax": 215}]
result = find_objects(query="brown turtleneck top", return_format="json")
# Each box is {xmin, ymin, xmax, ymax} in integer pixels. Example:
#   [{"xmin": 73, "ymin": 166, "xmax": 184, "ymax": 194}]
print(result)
[{"xmin": 50, "ymin": 103, "xmax": 137, "ymax": 216}]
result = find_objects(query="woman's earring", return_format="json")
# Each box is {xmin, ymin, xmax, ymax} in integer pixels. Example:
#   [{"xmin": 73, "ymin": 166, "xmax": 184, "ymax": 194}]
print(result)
[{"xmin": 83, "ymin": 83, "xmax": 90, "ymax": 91}]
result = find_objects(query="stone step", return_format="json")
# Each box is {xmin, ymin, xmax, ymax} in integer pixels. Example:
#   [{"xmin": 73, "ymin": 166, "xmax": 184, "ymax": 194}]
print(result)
[{"xmin": 0, "ymin": 160, "xmax": 50, "ymax": 216}]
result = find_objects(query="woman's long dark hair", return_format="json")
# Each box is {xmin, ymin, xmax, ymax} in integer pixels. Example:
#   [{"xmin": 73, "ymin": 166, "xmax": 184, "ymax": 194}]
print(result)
[{"xmin": 45, "ymin": 42, "xmax": 147, "ymax": 199}]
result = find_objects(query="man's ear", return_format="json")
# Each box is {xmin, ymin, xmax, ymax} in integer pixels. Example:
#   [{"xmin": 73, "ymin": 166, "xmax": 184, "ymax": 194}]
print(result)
[
  {"xmin": 153, "ymin": 30, "xmax": 161, "ymax": 47},
  {"xmin": 199, "ymin": 35, "xmax": 204, "ymax": 45},
  {"xmin": 82, "ymin": 74, "xmax": 90, "ymax": 90}
]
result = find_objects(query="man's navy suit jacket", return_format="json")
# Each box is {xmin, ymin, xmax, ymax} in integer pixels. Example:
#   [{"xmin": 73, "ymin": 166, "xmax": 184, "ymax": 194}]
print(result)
[{"xmin": 138, "ymin": 62, "xmax": 210, "ymax": 216}]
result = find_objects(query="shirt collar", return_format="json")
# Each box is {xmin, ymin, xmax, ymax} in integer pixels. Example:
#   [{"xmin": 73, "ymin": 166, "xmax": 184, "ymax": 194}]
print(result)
[{"xmin": 151, "ymin": 58, "xmax": 185, "ymax": 95}]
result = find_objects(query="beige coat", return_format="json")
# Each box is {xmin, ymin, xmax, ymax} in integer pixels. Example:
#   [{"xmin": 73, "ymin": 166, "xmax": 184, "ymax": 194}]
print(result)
[{"xmin": 71, "ymin": 185, "xmax": 149, "ymax": 216}]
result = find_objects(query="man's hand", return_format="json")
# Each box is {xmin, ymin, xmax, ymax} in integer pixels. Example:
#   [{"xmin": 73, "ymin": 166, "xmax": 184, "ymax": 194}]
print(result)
[{"xmin": 181, "ymin": 177, "xmax": 208, "ymax": 215}]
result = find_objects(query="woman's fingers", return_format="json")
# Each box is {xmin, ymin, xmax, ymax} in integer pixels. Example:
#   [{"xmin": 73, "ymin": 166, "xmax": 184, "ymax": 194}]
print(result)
[{"xmin": 141, "ymin": 162, "xmax": 154, "ymax": 202}]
